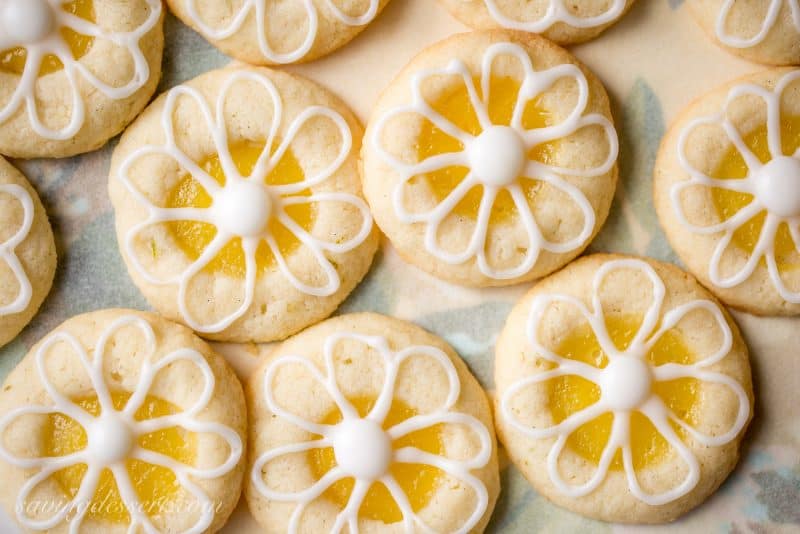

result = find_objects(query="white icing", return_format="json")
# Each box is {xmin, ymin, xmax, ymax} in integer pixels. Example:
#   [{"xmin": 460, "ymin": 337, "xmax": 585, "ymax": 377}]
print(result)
[
  {"xmin": 213, "ymin": 181, "xmax": 273, "ymax": 238},
  {"xmin": 117, "ymin": 70, "xmax": 373, "ymax": 334},
  {"xmin": 475, "ymin": 0, "xmax": 627, "ymax": 33},
  {"xmin": 371, "ymin": 42, "xmax": 618, "ymax": 280},
  {"xmin": 500, "ymin": 258, "xmax": 751, "ymax": 505},
  {"xmin": 1, "ymin": 0, "xmax": 55, "ymax": 44},
  {"xmin": 469, "ymin": 126, "xmax": 527, "ymax": 187},
  {"xmin": 0, "ymin": 0, "xmax": 162, "ymax": 141},
  {"xmin": 715, "ymin": 0, "xmax": 800, "ymax": 48},
  {"xmin": 0, "ymin": 315, "xmax": 243, "ymax": 534},
  {"xmin": 251, "ymin": 332, "xmax": 493, "ymax": 534},
  {"xmin": 755, "ymin": 156, "xmax": 800, "ymax": 217},
  {"xmin": 86, "ymin": 413, "xmax": 134, "ymax": 465},
  {"xmin": 0, "ymin": 184, "xmax": 34, "ymax": 316},
  {"xmin": 331, "ymin": 419, "xmax": 392, "ymax": 480},
  {"xmin": 673, "ymin": 69, "xmax": 800, "ymax": 303},
  {"xmin": 599, "ymin": 356, "xmax": 652, "ymax": 411},
  {"xmin": 184, "ymin": 0, "xmax": 381, "ymax": 64}
]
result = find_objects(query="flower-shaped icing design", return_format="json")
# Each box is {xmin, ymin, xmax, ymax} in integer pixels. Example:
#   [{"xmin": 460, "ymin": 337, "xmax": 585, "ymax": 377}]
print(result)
[
  {"xmin": 117, "ymin": 70, "xmax": 372, "ymax": 334},
  {"xmin": 500, "ymin": 259, "xmax": 750, "ymax": 505},
  {"xmin": 0, "ymin": 184, "xmax": 33, "ymax": 316},
  {"xmin": 0, "ymin": 0, "xmax": 161, "ymax": 140},
  {"xmin": 184, "ymin": 0, "xmax": 381, "ymax": 64},
  {"xmin": 251, "ymin": 332, "xmax": 492, "ymax": 534},
  {"xmin": 716, "ymin": 0, "xmax": 800, "ymax": 48},
  {"xmin": 0, "ymin": 315, "xmax": 243, "ymax": 533},
  {"xmin": 476, "ymin": 0, "xmax": 628, "ymax": 32},
  {"xmin": 371, "ymin": 42, "xmax": 618, "ymax": 280},
  {"xmin": 673, "ymin": 70, "xmax": 800, "ymax": 303}
]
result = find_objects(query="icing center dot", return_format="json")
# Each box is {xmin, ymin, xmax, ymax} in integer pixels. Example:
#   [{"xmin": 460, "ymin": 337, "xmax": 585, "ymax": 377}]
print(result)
[
  {"xmin": 1, "ymin": 0, "xmax": 56, "ymax": 44},
  {"xmin": 468, "ymin": 126, "xmax": 526, "ymax": 187},
  {"xmin": 755, "ymin": 156, "xmax": 800, "ymax": 218},
  {"xmin": 87, "ymin": 413, "xmax": 134, "ymax": 465},
  {"xmin": 331, "ymin": 418, "xmax": 392, "ymax": 481},
  {"xmin": 600, "ymin": 357, "xmax": 652, "ymax": 411},
  {"xmin": 213, "ymin": 181, "xmax": 272, "ymax": 238}
]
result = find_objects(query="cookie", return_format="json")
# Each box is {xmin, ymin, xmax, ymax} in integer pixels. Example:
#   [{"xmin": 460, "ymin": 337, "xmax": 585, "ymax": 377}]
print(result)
[
  {"xmin": 655, "ymin": 69, "xmax": 800, "ymax": 315},
  {"xmin": 166, "ymin": 0, "xmax": 390, "ymax": 65},
  {"xmin": 0, "ymin": 309, "xmax": 246, "ymax": 533},
  {"xmin": 0, "ymin": 157, "xmax": 56, "ymax": 349},
  {"xmin": 109, "ymin": 66, "xmax": 378, "ymax": 343},
  {"xmin": 245, "ymin": 313, "xmax": 500, "ymax": 533},
  {"xmin": 363, "ymin": 31, "xmax": 618, "ymax": 287},
  {"xmin": 689, "ymin": 0, "xmax": 800, "ymax": 66},
  {"xmin": 437, "ymin": 0, "xmax": 636, "ymax": 45},
  {"xmin": 494, "ymin": 254, "xmax": 753, "ymax": 523},
  {"xmin": 0, "ymin": 0, "xmax": 164, "ymax": 159}
]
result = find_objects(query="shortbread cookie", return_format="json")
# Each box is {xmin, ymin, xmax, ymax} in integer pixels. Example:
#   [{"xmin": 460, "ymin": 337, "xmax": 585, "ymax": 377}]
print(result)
[
  {"xmin": 166, "ymin": 0, "xmax": 390, "ymax": 65},
  {"xmin": 110, "ymin": 66, "xmax": 378, "ymax": 343},
  {"xmin": 438, "ymin": 0, "xmax": 636, "ymax": 45},
  {"xmin": 689, "ymin": 0, "xmax": 800, "ymax": 66},
  {"xmin": 495, "ymin": 254, "xmax": 753, "ymax": 523},
  {"xmin": 655, "ymin": 69, "xmax": 800, "ymax": 315},
  {"xmin": 0, "ymin": 309, "xmax": 246, "ymax": 533},
  {"xmin": 0, "ymin": 0, "xmax": 164, "ymax": 159},
  {"xmin": 363, "ymin": 31, "xmax": 618, "ymax": 287},
  {"xmin": 246, "ymin": 313, "xmax": 500, "ymax": 533},
  {"xmin": 0, "ymin": 158, "xmax": 56, "ymax": 349}
]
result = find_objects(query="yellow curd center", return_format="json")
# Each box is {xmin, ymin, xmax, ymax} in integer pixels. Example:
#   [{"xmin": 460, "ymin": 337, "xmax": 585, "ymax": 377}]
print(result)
[
  {"xmin": 415, "ymin": 76, "xmax": 555, "ymax": 224},
  {"xmin": 165, "ymin": 140, "xmax": 315, "ymax": 278},
  {"xmin": 43, "ymin": 392, "xmax": 196, "ymax": 523},
  {"xmin": 711, "ymin": 117, "xmax": 800, "ymax": 268},
  {"xmin": 548, "ymin": 315, "xmax": 699, "ymax": 470},
  {"xmin": 308, "ymin": 396, "xmax": 444, "ymax": 524},
  {"xmin": 0, "ymin": 0, "xmax": 95, "ymax": 76}
]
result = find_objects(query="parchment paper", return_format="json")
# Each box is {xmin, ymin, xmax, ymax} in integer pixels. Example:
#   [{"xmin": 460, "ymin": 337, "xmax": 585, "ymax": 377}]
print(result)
[{"xmin": 1, "ymin": 1, "xmax": 798, "ymax": 532}]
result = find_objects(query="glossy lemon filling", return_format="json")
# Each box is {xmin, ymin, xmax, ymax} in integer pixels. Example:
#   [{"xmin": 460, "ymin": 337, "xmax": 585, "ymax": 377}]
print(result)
[
  {"xmin": 711, "ymin": 117, "xmax": 800, "ymax": 268},
  {"xmin": 43, "ymin": 392, "xmax": 195, "ymax": 523},
  {"xmin": 0, "ymin": 0, "xmax": 95, "ymax": 76},
  {"xmin": 415, "ymin": 76, "xmax": 555, "ymax": 224},
  {"xmin": 308, "ymin": 396, "xmax": 444, "ymax": 524},
  {"xmin": 548, "ymin": 315, "xmax": 699, "ymax": 470},
  {"xmin": 165, "ymin": 140, "xmax": 315, "ymax": 278}
]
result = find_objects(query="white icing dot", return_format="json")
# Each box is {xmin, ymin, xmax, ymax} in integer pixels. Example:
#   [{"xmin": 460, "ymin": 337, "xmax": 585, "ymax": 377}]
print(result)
[
  {"xmin": 755, "ymin": 156, "xmax": 800, "ymax": 218},
  {"xmin": 87, "ymin": 413, "xmax": 134, "ymax": 465},
  {"xmin": 1, "ymin": 0, "xmax": 56, "ymax": 44},
  {"xmin": 468, "ymin": 126, "xmax": 527, "ymax": 187},
  {"xmin": 331, "ymin": 418, "xmax": 392, "ymax": 481},
  {"xmin": 213, "ymin": 181, "xmax": 273, "ymax": 238},
  {"xmin": 600, "ymin": 356, "xmax": 652, "ymax": 411}
]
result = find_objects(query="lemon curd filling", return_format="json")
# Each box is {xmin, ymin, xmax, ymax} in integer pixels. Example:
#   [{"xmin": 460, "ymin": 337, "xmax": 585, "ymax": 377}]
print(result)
[
  {"xmin": 0, "ymin": 0, "xmax": 95, "ymax": 76},
  {"xmin": 308, "ymin": 396, "xmax": 444, "ymax": 524},
  {"xmin": 43, "ymin": 392, "xmax": 196, "ymax": 523},
  {"xmin": 165, "ymin": 140, "xmax": 315, "ymax": 278},
  {"xmin": 548, "ymin": 315, "xmax": 699, "ymax": 470},
  {"xmin": 415, "ymin": 76, "xmax": 555, "ymax": 224},
  {"xmin": 711, "ymin": 117, "xmax": 800, "ymax": 268}
]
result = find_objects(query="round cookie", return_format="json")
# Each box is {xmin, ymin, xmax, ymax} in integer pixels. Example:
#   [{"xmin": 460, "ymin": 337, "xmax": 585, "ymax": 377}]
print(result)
[
  {"xmin": 109, "ymin": 66, "xmax": 378, "ymax": 343},
  {"xmin": 0, "ymin": 309, "xmax": 246, "ymax": 533},
  {"xmin": 363, "ymin": 30, "xmax": 618, "ymax": 287},
  {"xmin": 0, "ymin": 157, "xmax": 56, "ymax": 349},
  {"xmin": 655, "ymin": 68, "xmax": 800, "ymax": 315},
  {"xmin": 495, "ymin": 254, "xmax": 753, "ymax": 524},
  {"xmin": 437, "ymin": 0, "xmax": 637, "ymax": 45},
  {"xmin": 246, "ymin": 313, "xmax": 500, "ymax": 533},
  {"xmin": 166, "ymin": 0, "xmax": 391, "ymax": 65},
  {"xmin": 689, "ymin": 0, "xmax": 800, "ymax": 66},
  {"xmin": 0, "ymin": 0, "xmax": 164, "ymax": 159}
]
